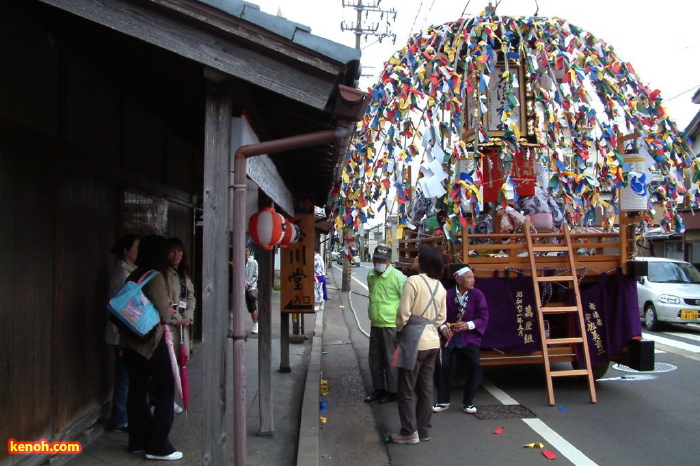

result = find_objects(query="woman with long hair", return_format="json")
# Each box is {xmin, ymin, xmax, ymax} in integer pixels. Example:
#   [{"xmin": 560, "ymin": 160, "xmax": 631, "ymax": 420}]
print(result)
[
  {"xmin": 391, "ymin": 245, "xmax": 446, "ymax": 445},
  {"xmin": 165, "ymin": 237, "xmax": 196, "ymax": 414},
  {"xmin": 120, "ymin": 235, "xmax": 182, "ymax": 461}
]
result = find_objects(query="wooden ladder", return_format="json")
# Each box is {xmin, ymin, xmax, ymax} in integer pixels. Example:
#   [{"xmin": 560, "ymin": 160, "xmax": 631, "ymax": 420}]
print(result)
[{"xmin": 524, "ymin": 222, "xmax": 597, "ymax": 406}]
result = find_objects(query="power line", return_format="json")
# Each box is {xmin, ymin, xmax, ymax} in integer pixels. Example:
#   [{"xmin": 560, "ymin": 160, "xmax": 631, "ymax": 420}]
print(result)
[
  {"xmin": 407, "ymin": 0, "xmax": 425, "ymax": 43},
  {"xmin": 461, "ymin": 1, "xmax": 472, "ymax": 18},
  {"xmin": 665, "ymin": 84, "xmax": 700, "ymax": 102},
  {"xmin": 341, "ymin": 0, "xmax": 397, "ymax": 50}
]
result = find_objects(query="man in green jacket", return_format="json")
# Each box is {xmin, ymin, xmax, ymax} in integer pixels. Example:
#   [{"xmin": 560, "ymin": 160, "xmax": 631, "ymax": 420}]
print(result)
[{"xmin": 365, "ymin": 244, "xmax": 407, "ymax": 404}]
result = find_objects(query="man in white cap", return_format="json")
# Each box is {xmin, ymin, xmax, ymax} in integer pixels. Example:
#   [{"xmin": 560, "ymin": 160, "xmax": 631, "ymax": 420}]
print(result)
[
  {"xmin": 433, "ymin": 266, "xmax": 489, "ymax": 414},
  {"xmin": 364, "ymin": 244, "xmax": 406, "ymax": 404}
]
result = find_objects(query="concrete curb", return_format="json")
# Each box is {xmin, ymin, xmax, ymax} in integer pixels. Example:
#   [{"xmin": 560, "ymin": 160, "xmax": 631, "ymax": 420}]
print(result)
[{"xmin": 296, "ymin": 307, "xmax": 323, "ymax": 466}]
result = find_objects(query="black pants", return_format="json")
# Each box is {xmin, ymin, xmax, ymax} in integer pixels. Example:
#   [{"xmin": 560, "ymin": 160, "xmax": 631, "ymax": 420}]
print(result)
[
  {"xmin": 245, "ymin": 289, "xmax": 257, "ymax": 313},
  {"xmin": 122, "ymin": 338, "xmax": 176, "ymax": 456},
  {"xmin": 435, "ymin": 342, "xmax": 481, "ymax": 406}
]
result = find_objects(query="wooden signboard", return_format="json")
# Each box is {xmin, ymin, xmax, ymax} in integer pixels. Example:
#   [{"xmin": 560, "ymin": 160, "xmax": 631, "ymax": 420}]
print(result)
[{"xmin": 281, "ymin": 195, "xmax": 315, "ymax": 313}]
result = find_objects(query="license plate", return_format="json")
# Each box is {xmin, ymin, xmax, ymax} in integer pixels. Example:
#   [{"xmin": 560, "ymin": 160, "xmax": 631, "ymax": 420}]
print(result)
[{"xmin": 681, "ymin": 310, "xmax": 699, "ymax": 320}]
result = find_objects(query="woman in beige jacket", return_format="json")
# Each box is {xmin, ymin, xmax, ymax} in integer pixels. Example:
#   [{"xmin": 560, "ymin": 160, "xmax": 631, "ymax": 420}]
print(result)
[
  {"xmin": 391, "ymin": 245, "xmax": 447, "ymax": 445},
  {"xmin": 165, "ymin": 238, "xmax": 196, "ymax": 353},
  {"xmin": 120, "ymin": 235, "xmax": 183, "ymax": 461},
  {"xmin": 165, "ymin": 237, "xmax": 196, "ymax": 415}
]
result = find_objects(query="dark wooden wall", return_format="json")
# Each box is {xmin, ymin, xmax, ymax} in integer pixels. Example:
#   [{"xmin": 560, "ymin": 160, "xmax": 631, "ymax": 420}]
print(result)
[{"xmin": 0, "ymin": 1, "xmax": 204, "ymax": 459}]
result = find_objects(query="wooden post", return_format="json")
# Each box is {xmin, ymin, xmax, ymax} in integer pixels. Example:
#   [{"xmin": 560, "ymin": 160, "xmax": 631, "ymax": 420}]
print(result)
[
  {"xmin": 202, "ymin": 68, "xmax": 233, "ymax": 465},
  {"xmin": 341, "ymin": 247, "xmax": 352, "ymax": 291},
  {"xmin": 257, "ymin": 245, "xmax": 274, "ymax": 435},
  {"xmin": 280, "ymin": 313, "xmax": 291, "ymax": 372}
]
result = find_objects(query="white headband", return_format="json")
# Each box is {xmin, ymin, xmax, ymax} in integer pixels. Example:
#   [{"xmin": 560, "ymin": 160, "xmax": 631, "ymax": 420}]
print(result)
[{"xmin": 454, "ymin": 266, "xmax": 472, "ymax": 278}]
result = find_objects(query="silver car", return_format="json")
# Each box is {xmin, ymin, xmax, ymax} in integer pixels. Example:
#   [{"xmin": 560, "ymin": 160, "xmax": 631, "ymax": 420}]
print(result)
[{"xmin": 636, "ymin": 257, "xmax": 700, "ymax": 330}]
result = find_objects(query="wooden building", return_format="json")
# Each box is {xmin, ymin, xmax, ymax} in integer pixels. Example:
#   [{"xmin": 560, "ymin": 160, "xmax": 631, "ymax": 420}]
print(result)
[{"xmin": 0, "ymin": 0, "xmax": 363, "ymax": 463}]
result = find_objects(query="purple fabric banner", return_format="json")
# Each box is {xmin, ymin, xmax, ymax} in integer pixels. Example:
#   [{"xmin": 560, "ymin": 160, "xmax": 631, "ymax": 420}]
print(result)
[
  {"xmin": 480, "ymin": 276, "xmax": 542, "ymax": 352},
  {"xmin": 580, "ymin": 274, "xmax": 642, "ymax": 366},
  {"xmin": 476, "ymin": 274, "xmax": 642, "ymax": 365}
]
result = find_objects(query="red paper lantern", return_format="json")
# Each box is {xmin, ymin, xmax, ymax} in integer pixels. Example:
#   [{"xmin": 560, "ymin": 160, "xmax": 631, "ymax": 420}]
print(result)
[
  {"xmin": 278, "ymin": 218, "xmax": 302, "ymax": 248},
  {"xmin": 278, "ymin": 220, "xmax": 293, "ymax": 248},
  {"xmin": 248, "ymin": 207, "xmax": 285, "ymax": 250}
]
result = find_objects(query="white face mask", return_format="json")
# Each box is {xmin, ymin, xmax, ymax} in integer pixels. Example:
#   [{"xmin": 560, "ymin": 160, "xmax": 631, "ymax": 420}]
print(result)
[{"xmin": 374, "ymin": 263, "xmax": 388, "ymax": 274}]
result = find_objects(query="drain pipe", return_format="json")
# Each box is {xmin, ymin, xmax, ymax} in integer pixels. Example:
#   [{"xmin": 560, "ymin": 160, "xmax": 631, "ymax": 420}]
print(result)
[{"xmin": 230, "ymin": 126, "xmax": 349, "ymax": 465}]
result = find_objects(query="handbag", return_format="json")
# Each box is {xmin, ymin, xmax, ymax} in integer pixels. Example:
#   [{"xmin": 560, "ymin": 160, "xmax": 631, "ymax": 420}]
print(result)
[
  {"xmin": 246, "ymin": 288, "xmax": 258, "ymax": 300},
  {"xmin": 108, "ymin": 270, "xmax": 161, "ymax": 341}
]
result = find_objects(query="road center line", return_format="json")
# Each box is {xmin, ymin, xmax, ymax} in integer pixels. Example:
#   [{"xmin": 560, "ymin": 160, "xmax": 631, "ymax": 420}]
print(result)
[
  {"xmin": 481, "ymin": 378, "xmax": 518, "ymax": 404},
  {"xmin": 663, "ymin": 331, "xmax": 700, "ymax": 343},
  {"xmin": 331, "ymin": 263, "xmax": 369, "ymax": 292},
  {"xmin": 521, "ymin": 419, "xmax": 598, "ymax": 466},
  {"xmin": 642, "ymin": 332, "xmax": 700, "ymax": 353},
  {"xmin": 481, "ymin": 379, "xmax": 598, "ymax": 466}
]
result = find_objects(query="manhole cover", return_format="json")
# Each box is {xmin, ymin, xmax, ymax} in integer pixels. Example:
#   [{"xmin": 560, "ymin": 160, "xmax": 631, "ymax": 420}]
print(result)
[
  {"xmin": 476, "ymin": 404, "xmax": 536, "ymax": 420},
  {"xmin": 611, "ymin": 362, "xmax": 677, "ymax": 373}
]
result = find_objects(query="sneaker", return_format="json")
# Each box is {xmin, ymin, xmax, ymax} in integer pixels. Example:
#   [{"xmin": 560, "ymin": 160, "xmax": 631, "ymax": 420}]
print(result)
[
  {"xmin": 390, "ymin": 432, "xmax": 419, "ymax": 445},
  {"xmin": 432, "ymin": 403, "xmax": 449, "ymax": 413},
  {"xmin": 462, "ymin": 405, "xmax": 477, "ymax": 414},
  {"xmin": 252, "ymin": 323, "xmax": 258, "ymax": 334},
  {"xmin": 145, "ymin": 451, "xmax": 183, "ymax": 461},
  {"xmin": 111, "ymin": 425, "xmax": 129, "ymax": 433},
  {"xmin": 419, "ymin": 434, "xmax": 431, "ymax": 442},
  {"xmin": 173, "ymin": 402, "xmax": 183, "ymax": 414}
]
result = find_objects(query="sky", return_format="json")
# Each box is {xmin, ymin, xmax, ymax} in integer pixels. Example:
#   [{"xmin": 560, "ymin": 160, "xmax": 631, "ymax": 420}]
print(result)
[{"xmin": 251, "ymin": 0, "xmax": 699, "ymax": 129}]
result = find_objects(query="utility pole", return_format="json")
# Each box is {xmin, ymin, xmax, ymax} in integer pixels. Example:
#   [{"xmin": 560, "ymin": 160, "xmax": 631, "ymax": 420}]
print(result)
[
  {"xmin": 339, "ymin": 2, "xmax": 396, "ymax": 291},
  {"xmin": 341, "ymin": 0, "xmax": 397, "ymax": 50}
]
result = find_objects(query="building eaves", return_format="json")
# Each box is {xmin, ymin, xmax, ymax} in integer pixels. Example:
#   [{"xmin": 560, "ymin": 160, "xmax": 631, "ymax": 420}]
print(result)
[
  {"xmin": 685, "ymin": 109, "xmax": 700, "ymax": 143},
  {"xmin": 643, "ymin": 227, "xmax": 685, "ymax": 239},
  {"xmin": 198, "ymin": 0, "xmax": 360, "ymax": 66}
]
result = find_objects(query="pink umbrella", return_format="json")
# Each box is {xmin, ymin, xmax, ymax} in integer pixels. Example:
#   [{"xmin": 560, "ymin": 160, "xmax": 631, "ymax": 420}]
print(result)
[
  {"xmin": 163, "ymin": 325, "xmax": 183, "ymax": 404},
  {"xmin": 178, "ymin": 325, "xmax": 190, "ymax": 415}
]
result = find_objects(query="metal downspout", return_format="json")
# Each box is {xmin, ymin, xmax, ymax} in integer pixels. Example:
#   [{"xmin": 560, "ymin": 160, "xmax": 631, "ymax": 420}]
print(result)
[{"xmin": 230, "ymin": 126, "xmax": 349, "ymax": 464}]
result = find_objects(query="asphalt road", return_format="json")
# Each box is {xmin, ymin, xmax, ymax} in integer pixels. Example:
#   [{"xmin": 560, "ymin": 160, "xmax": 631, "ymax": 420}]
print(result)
[{"xmin": 328, "ymin": 261, "xmax": 700, "ymax": 466}]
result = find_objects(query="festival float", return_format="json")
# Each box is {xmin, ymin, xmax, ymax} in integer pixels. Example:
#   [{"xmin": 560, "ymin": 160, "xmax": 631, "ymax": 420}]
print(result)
[{"xmin": 335, "ymin": 5, "xmax": 696, "ymax": 404}]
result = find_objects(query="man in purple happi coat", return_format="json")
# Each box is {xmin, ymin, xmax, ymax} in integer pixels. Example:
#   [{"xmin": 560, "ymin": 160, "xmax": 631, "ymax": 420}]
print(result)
[{"xmin": 433, "ymin": 266, "xmax": 489, "ymax": 415}]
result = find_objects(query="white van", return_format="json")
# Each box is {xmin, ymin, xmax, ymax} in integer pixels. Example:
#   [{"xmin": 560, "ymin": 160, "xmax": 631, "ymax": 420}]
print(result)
[{"xmin": 635, "ymin": 257, "xmax": 700, "ymax": 330}]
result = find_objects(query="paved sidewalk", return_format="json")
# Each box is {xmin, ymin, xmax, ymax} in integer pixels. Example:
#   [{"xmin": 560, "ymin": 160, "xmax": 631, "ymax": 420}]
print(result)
[
  {"xmin": 315, "ymin": 274, "xmax": 390, "ymax": 465},
  {"xmin": 67, "ymin": 290, "xmax": 315, "ymax": 465}
]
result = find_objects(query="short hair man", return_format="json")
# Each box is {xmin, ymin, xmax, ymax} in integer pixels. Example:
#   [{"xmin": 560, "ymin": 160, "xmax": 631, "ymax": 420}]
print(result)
[
  {"xmin": 365, "ymin": 244, "xmax": 406, "ymax": 404},
  {"xmin": 244, "ymin": 247, "xmax": 259, "ymax": 334},
  {"xmin": 433, "ymin": 266, "xmax": 489, "ymax": 414}
]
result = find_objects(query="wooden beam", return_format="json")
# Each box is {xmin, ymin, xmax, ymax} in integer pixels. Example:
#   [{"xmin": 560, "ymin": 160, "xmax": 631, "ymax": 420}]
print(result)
[
  {"xmin": 38, "ymin": 0, "xmax": 336, "ymax": 110},
  {"xmin": 247, "ymin": 155, "xmax": 294, "ymax": 217},
  {"xmin": 230, "ymin": 115, "xmax": 294, "ymax": 216},
  {"xmin": 202, "ymin": 68, "xmax": 233, "ymax": 465},
  {"xmin": 149, "ymin": 0, "xmax": 346, "ymax": 75}
]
